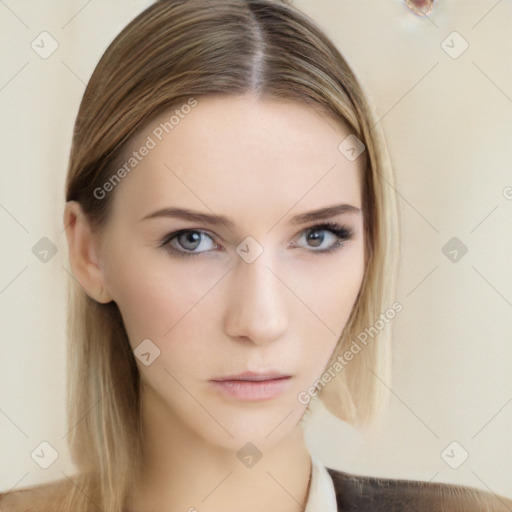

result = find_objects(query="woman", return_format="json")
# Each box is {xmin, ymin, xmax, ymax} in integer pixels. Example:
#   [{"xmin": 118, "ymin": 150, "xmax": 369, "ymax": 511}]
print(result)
[{"xmin": 0, "ymin": 1, "xmax": 510, "ymax": 510}]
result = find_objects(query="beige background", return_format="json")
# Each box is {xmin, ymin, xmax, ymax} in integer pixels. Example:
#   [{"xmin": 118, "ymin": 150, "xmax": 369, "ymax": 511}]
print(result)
[{"xmin": 1, "ymin": 0, "xmax": 511, "ymax": 499}]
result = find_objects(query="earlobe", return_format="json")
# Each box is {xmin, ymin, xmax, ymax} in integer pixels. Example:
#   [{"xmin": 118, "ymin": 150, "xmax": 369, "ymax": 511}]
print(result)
[{"xmin": 63, "ymin": 201, "xmax": 113, "ymax": 304}]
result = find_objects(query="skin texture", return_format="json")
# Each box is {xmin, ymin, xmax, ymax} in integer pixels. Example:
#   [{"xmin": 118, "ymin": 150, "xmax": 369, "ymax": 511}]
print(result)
[{"xmin": 64, "ymin": 94, "xmax": 366, "ymax": 512}]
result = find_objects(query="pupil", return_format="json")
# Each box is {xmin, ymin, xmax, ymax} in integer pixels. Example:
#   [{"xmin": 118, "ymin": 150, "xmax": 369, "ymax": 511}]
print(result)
[
  {"xmin": 307, "ymin": 229, "xmax": 324, "ymax": 247},
  {"xmin": 182, "ymin": 231, "xmax": 200, "ymax": 249}
]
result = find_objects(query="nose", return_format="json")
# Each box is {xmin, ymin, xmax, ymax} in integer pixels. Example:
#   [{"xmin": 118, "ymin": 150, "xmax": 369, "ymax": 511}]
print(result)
[{"xmin": 223, "ymin": 250, "xmax": 288, "ymax": 346}]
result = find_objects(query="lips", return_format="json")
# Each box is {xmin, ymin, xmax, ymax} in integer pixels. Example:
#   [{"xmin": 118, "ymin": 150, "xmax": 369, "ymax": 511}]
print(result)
[
  {"xmin": 209, "ymin": 371, "xmax": 292, "ymax": 401},
  {"xmin": 211, "ymin": 371, "xmax": 291, "ymax": 382}
]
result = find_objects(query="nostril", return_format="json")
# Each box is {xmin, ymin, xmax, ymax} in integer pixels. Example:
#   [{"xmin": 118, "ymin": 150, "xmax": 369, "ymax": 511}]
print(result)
[{"xmin": 403, "ymin": 0, "xmax": 435, "ymax": 16}]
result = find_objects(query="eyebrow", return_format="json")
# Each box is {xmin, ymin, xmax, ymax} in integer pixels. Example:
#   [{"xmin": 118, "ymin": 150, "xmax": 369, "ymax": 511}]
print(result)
[{"xmin": 140, "ymin": 203, "xmax": 361, "ymax": 229}]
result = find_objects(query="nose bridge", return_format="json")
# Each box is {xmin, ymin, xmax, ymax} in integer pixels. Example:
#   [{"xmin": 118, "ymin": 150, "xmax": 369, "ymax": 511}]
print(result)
[{"xmin": 223, "ymin": 249, "xmax": 288, "ymax": 344}]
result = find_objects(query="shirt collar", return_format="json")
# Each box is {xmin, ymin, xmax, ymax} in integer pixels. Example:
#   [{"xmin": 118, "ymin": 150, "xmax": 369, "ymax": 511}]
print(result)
[{"xmin": 304, "ymin": 454, "xmax": 338, "ymax": 512}]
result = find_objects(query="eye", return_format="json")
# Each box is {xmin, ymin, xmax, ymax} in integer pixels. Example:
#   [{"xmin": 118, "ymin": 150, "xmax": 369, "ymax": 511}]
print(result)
[
  {"xmin": 293, "ymin": 222, "xmax": 353, "ymax": 254},
  {"xmin": 159, "ymin": 229, "xmax": 219, "ymax": 256}
]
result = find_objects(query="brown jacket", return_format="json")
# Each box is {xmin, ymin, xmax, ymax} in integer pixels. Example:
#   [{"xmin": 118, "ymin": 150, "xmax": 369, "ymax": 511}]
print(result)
[{"xmin": 327, "ymin": 468, "xmax": 512, "ymax": 511}]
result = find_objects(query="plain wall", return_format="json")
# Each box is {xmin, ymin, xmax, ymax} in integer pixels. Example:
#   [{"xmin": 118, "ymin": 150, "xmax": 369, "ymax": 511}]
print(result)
[{"xmin": 1, "ymin": 0, "xmax": 511, "ymax": 498}]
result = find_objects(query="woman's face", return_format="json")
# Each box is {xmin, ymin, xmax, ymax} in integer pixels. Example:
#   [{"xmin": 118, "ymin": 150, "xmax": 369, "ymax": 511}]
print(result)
[{"xmin": 97, "ymin": 94, "xmax": 366, "ymax": 450}]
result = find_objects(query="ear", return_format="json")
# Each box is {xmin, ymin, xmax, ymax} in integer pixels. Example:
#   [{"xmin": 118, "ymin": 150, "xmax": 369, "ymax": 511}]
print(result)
[{"xmin": 63, "ymin": 201, "xmax": 113, "ymax": 304}]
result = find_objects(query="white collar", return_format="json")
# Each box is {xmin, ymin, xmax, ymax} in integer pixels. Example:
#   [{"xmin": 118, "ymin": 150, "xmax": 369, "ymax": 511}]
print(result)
[{"xmin": 304, "ymin": 454, "xmax": 338, "ymax": 512}]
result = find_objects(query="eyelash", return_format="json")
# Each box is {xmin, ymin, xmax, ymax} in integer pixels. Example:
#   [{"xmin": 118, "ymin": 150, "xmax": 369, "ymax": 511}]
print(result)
[{"xmin": 158, "ymin": 222, "xmax": 354, "ymax": 258}]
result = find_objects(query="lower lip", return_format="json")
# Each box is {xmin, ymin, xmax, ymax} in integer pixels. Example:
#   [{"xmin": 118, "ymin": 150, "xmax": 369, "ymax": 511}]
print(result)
[{"xmin": 210, "ymin": 377, "xmax": 291, "ymax": 401}]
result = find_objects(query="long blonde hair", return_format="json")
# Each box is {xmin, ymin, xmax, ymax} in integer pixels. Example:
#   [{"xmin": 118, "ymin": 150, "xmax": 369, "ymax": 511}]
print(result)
[{"xmin": 58, "ymin": 1, "xmax": 399, "ymax": 510}]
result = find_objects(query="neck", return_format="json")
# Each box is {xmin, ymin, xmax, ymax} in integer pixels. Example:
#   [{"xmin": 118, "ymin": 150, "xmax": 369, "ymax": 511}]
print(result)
[{"xmin": 126, "ymin": 384, "xmax": 313, "ymax": 512}]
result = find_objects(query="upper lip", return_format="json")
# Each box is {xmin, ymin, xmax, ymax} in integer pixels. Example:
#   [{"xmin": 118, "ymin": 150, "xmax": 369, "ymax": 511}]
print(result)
[{"xmin": 211, "ymin": 371, "xmax": 291, "ymax": 382}]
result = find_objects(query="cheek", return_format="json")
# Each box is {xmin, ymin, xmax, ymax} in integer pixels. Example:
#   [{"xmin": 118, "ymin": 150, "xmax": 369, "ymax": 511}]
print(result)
[
  {"xmin": 289, "ymin": 241, "xmax": 365, "ymax": 334},
  {"xmin": 103, "ymin": 244, "xmax": 224, "ymax": 349},
  {"xmin": 284, "ymin": 242, "xmax": 365, "ymax": 376}
]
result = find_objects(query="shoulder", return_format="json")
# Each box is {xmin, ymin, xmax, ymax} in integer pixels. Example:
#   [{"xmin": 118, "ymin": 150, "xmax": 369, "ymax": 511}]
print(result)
[
  {"xmin": 0, "ymin": 478, "xmax": 73, "ymax": 512},
  {"xmin": 326, "ymin": 467, "xmax": 512, "ymax": 512}
]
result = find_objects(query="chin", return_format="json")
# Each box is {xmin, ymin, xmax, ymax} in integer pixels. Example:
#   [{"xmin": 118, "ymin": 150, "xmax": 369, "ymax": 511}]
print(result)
[{"xmin": 190, "ymin": 399, "xmax": 307, "ymax": 452}]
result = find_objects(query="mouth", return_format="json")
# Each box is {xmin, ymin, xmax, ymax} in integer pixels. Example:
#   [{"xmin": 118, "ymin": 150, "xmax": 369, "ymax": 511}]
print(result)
[{"xmin": 210, "ymin": 372, "xmax": 292, "ymax": 401}]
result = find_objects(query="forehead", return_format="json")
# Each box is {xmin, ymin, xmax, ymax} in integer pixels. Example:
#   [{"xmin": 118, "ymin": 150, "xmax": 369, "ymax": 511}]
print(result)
[{"xmin": 108, "ymin": 95, "xmax": 365, "ymax": 224}]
